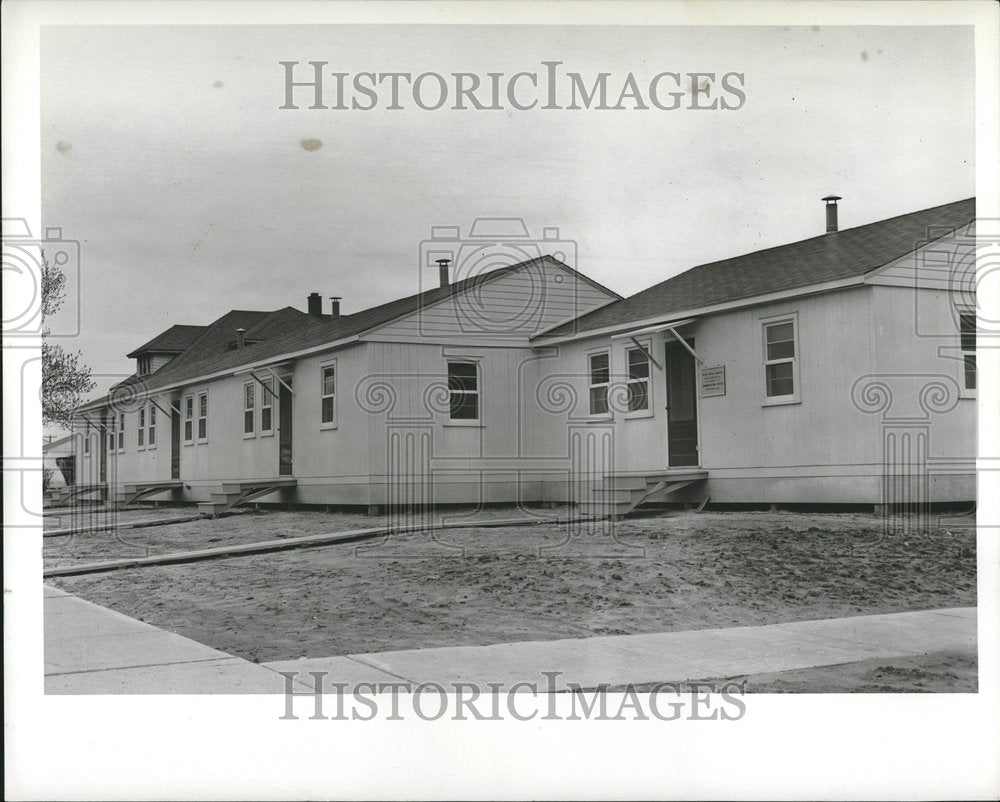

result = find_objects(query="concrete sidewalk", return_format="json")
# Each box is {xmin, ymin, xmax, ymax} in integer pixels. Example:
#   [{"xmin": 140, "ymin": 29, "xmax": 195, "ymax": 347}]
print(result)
[
  {"xmin": 267, "ymin": 607, "xmax": 977, "ymax": 690},
  {"xmin": 44, "ymin": 586, "xmax": 314, "ymax": 693},
  {"xmin": 44, "ymin": 584, "xmax": 976, "ymax": 693}
]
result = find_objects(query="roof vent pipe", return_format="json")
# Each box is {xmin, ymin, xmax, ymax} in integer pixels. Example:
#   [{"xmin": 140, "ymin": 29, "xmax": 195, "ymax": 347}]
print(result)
[
  {"xmin": 307, "ymin": 292, "xmax": 323, "ymax": 317},
  {"xmin": 436, "ymin": 258, "xmax": 451, "ymax": 288},
  {"xmin": 235, "ymin": 328, "xmax": 246, "ymax": 349},
  {"xmin": 823, "ymin": 195, "xmax": 842, "ymax": 233},
  {"xmin": 330, "ymin": 296, "xmax": 342, "ymax": 319}
]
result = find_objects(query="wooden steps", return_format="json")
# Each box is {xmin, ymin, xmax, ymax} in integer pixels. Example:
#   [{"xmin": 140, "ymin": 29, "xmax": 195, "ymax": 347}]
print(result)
[
  {"xmin": 113, "ymin": 480, "xmax": 183, "ymax": 506},
  {"xmin": 197, "ymin": 478, "xmax": 297, "ymax": 517},
  {"xmin": 578, "ymin": 469, "xmax": 708, "ymax": 518}
]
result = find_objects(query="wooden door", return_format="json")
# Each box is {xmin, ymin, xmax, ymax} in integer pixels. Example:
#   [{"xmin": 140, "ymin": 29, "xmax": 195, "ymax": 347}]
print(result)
[
  {"xmin": 664, "ymin": 339, "xmax": 699, "ymax": 467},
  {"xmin": 278, "ymin": 379, "xmax": 293, "ymax": 477},
  {"xmin": 171, "ymin": 407, "xmax": 181, "ymax": 479}
]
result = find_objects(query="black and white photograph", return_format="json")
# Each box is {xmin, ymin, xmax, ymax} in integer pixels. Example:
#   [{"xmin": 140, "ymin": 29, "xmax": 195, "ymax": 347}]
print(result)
[{"xmin": 4, "ymin": 1, "xmax": 999, "ymax": 798}]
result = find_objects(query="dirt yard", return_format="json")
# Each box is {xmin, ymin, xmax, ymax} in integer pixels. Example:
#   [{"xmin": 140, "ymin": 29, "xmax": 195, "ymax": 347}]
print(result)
[{"xmin": 45, "ymin": 508, "xmax": 976, "ymax": 669}]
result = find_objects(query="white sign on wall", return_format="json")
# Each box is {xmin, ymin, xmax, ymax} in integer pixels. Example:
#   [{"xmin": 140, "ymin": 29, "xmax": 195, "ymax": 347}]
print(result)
[{"xmin": 700, "ymin": 365, "xmax": 726, "ymax": 397}]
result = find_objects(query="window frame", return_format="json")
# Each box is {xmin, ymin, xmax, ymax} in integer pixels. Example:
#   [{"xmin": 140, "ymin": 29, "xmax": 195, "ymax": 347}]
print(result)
[
  {"xmin": 197, "ymin": 392, "xmax": 209, "ymax": 443},
  {"xmin": 761, "ymin": 313, "xmax": 800, "ymax": 406},
  {"xmin": 260, "ymin": 377, "xmax": 274, "ymax": 436},
  {"xmin": 83, "ymin": 433, "xmax": 91, "ymax": 456},
  {"xmin": 243, "ymin": 382, "xmax": 256, "ymax": 438},
  {"xmin": 445, "ymin": 359, "xmax": 482, "ymax": 426},
  {"xmin": 147, "ymin": 403, "xmax": 156, "ymax": 449},
  {"xmin": 587, "ymin": 348, "xmax": 612, "ymax": 418},
  {"xmin": 117, "ymin": 411, "xmax": 126, "ymax": 452},
  {"xmin": 959, "ymin": 309, "xmax": 977, "ymax": 395},
  {"xmin": 320, "ymin": 360, "xmax": 338, "ymax": 429},
  {"xmin": 624, "ymin": 342, "xmax": 653, "ymax": 419},
  {"xmin": 137, "ymin": 407, "xmax": 145, "ymax": 449},
  {"xmin": 183, "ymin": 395, "xmax": 194, "ymax": 444}
]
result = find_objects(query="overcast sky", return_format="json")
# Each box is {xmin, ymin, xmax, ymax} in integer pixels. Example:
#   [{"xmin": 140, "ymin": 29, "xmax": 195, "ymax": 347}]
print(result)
[{"xmin": 41, "ymin": 24, "xmax": 974, "ymax": 405}]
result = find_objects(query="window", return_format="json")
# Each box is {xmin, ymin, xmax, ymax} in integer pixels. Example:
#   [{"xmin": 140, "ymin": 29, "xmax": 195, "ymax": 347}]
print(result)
[
  {"xmin": 626, "ymin": 347, "xmax": 650, "ymax": 412},
  {"xmin": 321, "ymin": 365, "xmax": 337, "ymax": 425},
  {"xmin": 137, "ymin": 356, "xmax": 151, "ymax": 376},
  {"xmin": 83, "ymin": 435, "xmax": 90, "ymax": 455},
  {"xmin": 138, "ymin": 407, "xmax": 145, "ymax": 447},
  {"xmin": 117, "ymin": 412, "xmax": 125, "ymax": 451},
  {"xmin": 588, "ymin": 352, "xmax": 610, "ymax": 415},
  {"xmin": 447, "ymin": 361, "xmax": 479, "ymax": 420},
  {"xmin": 763, "ymin": 318, "xmax": 798, "ymax": 401},
  {"xmin": 184, "ymin": 396, "xmax": 193, "ymax": 443},
  {"xmin": 244, "ymin": 383, "xmax": 256, "ymax": 435},
  {"xmin": 260, "ymin": 378, "xmax": 274, "ymax": 433},
  {"xmin": 197, "ymin": 393, "xmax": 208, "ymax": 441},
  {"xmin": 960, "ymin": 312, "xmax": 976, "ymax": 391},
  {"xmin": 108, "ymin": 430, "xmax": 115, "ymax": 453},
  {"xmin": 148, "ymin": 404, "xmax": 156, "ymax": 447}
]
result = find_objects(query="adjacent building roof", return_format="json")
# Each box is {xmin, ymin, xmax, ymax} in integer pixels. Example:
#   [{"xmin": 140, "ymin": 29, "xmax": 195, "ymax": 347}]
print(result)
[
  {"xmin": 80, "ymin": 256, "xmax": 613, "ymax": 408},
  {"xmin": 535, "ymin": 197, "xmax": 976, "ymax": 340},
  {"xmin": 126, "ymin": 324, "xmax": 208, "ymax": 358}
]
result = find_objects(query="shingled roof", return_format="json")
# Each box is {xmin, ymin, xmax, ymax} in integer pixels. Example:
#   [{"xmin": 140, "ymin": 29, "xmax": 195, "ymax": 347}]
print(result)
[
  {"xmin": 80, "ymin": 256, "xmax": 610, "ymax": 408},
  {"xmin": 126, "ymin": 324, "xmax": 207, "ymax": 358},
  {"xmin": 535, "ymin": 197, "xmax": 976, "ymax": 340}
]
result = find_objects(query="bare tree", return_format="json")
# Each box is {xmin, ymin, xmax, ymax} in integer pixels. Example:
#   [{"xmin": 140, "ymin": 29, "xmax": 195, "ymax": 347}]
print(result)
[{"xmin": 41, "ymin": 256, "xmax": 95, "ymax": 427}]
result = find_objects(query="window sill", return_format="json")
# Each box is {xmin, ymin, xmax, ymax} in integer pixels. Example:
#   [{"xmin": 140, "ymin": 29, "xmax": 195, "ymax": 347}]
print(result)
[
  {"xmin": 584, "ymin": 415, "xmax": 614, "ymax": 424},
  {"xmin": 261, "ymin": 430, "xmax": 275, "ymax": 438},
  {"xmin": 320, "ymin": 422, "xmax": 338, "ymax": 431},
  {"xmin": 624, "ymin": 409, "xmax": 653, "ymax": 420},
  {"xmin": 183, "ymin": 441, "xmax": 194, "ymax": 447},
  {"xmin": 762, "ymin": 397, "xmax": 801, "ymax": 407},
  {"xmin": 444, "ymin": 420, "xmax": 483, "ymax": 428},
  {"xmin": 243, "ymin": 432, "xmax": 256, "ymax": 440},
  {"xmin": 959, "ymin": 390, "xmax": 976, "ymax": 400}
]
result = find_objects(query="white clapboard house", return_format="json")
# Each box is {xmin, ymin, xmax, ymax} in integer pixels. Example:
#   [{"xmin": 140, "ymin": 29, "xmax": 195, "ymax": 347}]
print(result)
[{"xmin": 71, "ymin": 198, "xmax": 977, "ymax": 516}]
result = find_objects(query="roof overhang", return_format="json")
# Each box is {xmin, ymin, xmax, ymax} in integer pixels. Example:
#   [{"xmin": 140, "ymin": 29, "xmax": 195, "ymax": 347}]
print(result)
[
  {"xmin": 609, "ymin": 318, "xmax": 698, "ymax": 340},
  {"xmin": 531, "ymin": 275, "xmax": 867, "ymax": 346}
]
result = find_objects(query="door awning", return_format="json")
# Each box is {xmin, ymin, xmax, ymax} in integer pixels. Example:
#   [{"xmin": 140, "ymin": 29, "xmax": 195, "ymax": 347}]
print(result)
[{"xmin": 610, "ymin": 318, "xmax": 704, "ymax": 365}]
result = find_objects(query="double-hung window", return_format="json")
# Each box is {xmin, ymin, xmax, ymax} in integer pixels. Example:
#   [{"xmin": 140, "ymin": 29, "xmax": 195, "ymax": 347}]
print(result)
[
  {"xmin": 960, "ymin": 311, "xmax": 976, "ymax": 391},
  {"xmin": 447, "ymin": 362, "xmax": 479, "ymax": 421},
  {"xmin": 138, "ymin": 407, "xmax": 145, "ymax": 447},
  {"xmin": 588, "ymin": 352, "xmax": 610, "ymax": 415},
  {"xmin": 260, "ymin": 378, "xmax": 274, "ymax": 433},
  {"xmin": 197, "ymin": 393, "xmax": 208, "ymax": 441},
  {"xmin": 117, "ymin": 412, "xmax": 125, "ymax": 451},
  {"xmin": 321, "ymin": 365, "xmax": 337, "ymax": 426},
  {"xmin": 244, "ymin": 383, "xmax": 256, "ymax": 435},
  {"xmin": 626, "ymin": 347, "xmax": 650, "ymax": 412},
  {"xmin": 763, "ymin": 317, "xmax": 798, "ymax": 402},
  {"xmin": 184, "ymin": 396, "xmax": 194, "ymax": 443},
  {"xmin": 83, "ymin": 435, "xmax": 90, "ymax": 455},
  {"xmin": 147, "ymin": 404, "xmax": 156, "ymax": 447}
]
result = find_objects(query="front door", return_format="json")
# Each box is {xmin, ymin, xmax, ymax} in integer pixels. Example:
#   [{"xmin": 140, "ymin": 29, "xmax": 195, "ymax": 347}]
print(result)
[
  {"xmin": 278, "ymin": 378, "xmax": 293, "ymax": 476},
  {"xmin": 98, "ymin": 425, "xmax": 107, "ymax": 483},
  {"xmin": 664, "ymin": 339, "xmax": 699, "ymax": 467},
  {"xmin": 171, "ymin": 407, "xmax": 181, "ymax": 480}
]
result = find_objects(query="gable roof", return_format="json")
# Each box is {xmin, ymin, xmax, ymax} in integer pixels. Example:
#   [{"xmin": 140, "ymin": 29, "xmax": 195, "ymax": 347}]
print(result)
[
  {"xmin": 126, "ymin": 324, "xmax": 208, "ymax": 358},
  {"xmin": 536, "ymin": 197, "xmax": 976, "ymax": 340},
  {"xmin": 80, "ymin": 255, "xmax": 615, "ymax": 409}
]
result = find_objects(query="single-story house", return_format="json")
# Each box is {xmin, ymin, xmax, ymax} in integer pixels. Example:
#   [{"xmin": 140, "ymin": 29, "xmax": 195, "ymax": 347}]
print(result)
[{"xmin": 71, "ymin": 197, "xmax": 976, "ymax": 515}]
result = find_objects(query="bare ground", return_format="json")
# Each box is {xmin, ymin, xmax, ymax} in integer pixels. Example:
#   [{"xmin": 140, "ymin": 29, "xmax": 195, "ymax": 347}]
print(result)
[{"xmin": 45, "ymin": 508, "xmax": 976, "ymax": 667}]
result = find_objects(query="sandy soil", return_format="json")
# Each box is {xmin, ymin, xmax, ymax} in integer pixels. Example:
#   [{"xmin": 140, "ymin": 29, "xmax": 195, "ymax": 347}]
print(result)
[
  {"xmin": 616, "ymin": 650, "xmax": 977, "ymax": 693},
  {"xmin": 46, "ymin": 509, "xmax": 976, "ymax": 665}
]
